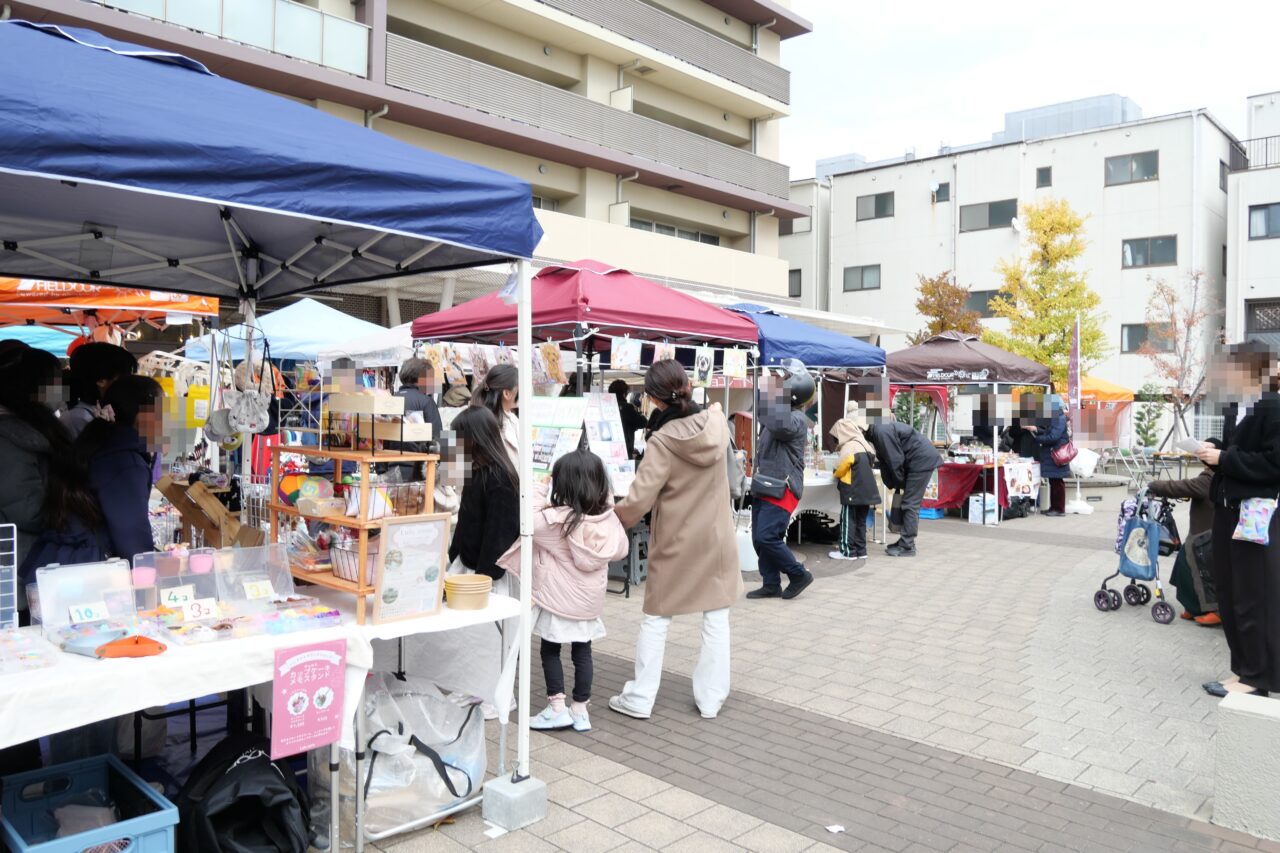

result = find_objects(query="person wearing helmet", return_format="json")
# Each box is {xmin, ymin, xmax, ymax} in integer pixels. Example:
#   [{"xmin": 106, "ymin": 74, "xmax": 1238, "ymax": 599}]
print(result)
[
  {"xmin": 864, "ymin": 415, "xmax": 941, "ymax": 556},
  {"xmin": 746, "ymin": 360, "xmax": 816, "ymax": 600}
]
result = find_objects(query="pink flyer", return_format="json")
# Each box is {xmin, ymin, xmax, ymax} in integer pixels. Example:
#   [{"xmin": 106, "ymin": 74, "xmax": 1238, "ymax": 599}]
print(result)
[{"xmin": 271, "ymin": 639, "xmax": 347, "ymax": 760}]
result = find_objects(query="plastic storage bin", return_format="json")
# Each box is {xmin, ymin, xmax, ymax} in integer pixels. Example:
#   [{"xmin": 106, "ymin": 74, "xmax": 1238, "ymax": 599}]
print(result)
[
  {"xmin": 213, "ymin": 544, "xmax": 296, "ymax": 614},
  {"xmin": 1, "ymin": 753, "xmax": 177, "ymax": 853},
  {"xmin": 34, "ymin": 560, "xmax": 134, "ymax": 641}
]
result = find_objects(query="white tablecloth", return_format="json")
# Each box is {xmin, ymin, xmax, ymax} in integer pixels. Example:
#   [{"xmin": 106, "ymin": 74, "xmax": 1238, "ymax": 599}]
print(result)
[{"xmin": 0, "ymin": 593, "xmax": 520, "ymax": 751}]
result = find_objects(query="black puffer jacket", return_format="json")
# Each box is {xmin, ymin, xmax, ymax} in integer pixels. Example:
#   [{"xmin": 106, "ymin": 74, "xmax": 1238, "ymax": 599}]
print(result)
[
  {"xmin": 865, "ymin": 422, "xmax": 940, "ymax": 490},
  {"xmin": 0, "ymin": 411, "xmax": 51, "ymax": 569},
  {"xmin": 1212, "ymin": 394, "xmax": 1280, "ymax": 506}
]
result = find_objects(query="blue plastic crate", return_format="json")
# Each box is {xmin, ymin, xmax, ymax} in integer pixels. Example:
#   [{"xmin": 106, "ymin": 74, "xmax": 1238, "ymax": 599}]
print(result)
[
  {"xmin": 920, "ymin": 507, "xmax": 945, "ymax": 520},
  {"xmin": 2, "ymin": 753, "xmax": 177, "ymax": 853}
]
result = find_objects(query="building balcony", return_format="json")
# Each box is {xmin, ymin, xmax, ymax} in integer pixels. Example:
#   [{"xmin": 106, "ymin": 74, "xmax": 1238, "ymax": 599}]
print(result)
[
  {"xmin": 1230, "ymin": 136, "xmax": 1280, "ymax": 172},
  {"xmin": 85, "ymin": 0, "xmax": 369, "ymax": 77},
  {"xmin": 531, "ymin": 0, "xmax": 789, "ymax": 104},
  {"xmin": 385, "ymin": 34, "xmax": 792, "ymax": 202}
]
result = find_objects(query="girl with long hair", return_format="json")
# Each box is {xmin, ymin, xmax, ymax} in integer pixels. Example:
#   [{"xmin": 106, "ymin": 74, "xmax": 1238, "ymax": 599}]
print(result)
[
  {"xmin": 448, "ymin": 405, "xmax": 519, "ymax": 587},
  {"xmin": 472, "ymin": 363, "xmax": 519, "ymax": 469},
  {"xmin": 498, "ymin": 449, "xmax": 628, "ymax": 733},
  {"xmin": 610, "ymin": 359, "xmax": 742, "ymax": 720}
]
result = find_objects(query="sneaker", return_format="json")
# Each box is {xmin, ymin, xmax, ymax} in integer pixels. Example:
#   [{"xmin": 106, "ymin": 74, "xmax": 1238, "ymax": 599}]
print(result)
[
  {"xmin": 529, "ymin": 704, "xmax": 574, "ymax": 730},
  {"xmin": 608, "ymin": 695, "xmax": 650, "ymax": 719},
  {"xmin": 746, "ymin": 586, "xmax": 783, "ymax": 599},
  {"xmin": 827, "ymin": 551, "xmax": 857, "ymax": 561},
  {"xmin": 781, "ymin": 571, "xmax": 814, "ymax": 600},
  {"xmin": 885, "ymin": 544, "xmax": 916, "ymax": 557},
  {"xmin": 569, "ymin": 704, "xmax": 592, "ymax": 733},
  {"xmin": 1194, "ymin": 613, "xmax": 1222, "ymax": 626}
]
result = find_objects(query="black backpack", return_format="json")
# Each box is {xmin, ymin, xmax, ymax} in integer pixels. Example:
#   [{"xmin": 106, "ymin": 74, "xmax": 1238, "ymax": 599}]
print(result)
[{"xmin": 173, "ymin": 733, "xmax": 311, "ymax": 853}]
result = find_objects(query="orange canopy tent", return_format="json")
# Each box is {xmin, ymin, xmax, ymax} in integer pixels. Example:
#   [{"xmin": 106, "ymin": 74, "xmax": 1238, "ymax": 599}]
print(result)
[
  {"xmin": 1080, "ymin": 375, "xmax": 1134, "ymax": 404},
  {"xmin": 0, "ymin": 278, "xmax": 217, "ymax": 329}
]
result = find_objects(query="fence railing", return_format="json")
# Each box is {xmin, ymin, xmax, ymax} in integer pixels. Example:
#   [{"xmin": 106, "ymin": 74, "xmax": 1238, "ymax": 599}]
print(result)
[{"xmin": 1230, "ymin": 135, "xmax": 1280, "ymax": 172}]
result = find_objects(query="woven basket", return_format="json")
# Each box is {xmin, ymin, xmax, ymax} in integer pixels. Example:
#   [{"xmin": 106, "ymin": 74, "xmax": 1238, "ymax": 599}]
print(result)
[{"xmin": 331, "ymin": 541, "xmax": 379, "ymax": 585}]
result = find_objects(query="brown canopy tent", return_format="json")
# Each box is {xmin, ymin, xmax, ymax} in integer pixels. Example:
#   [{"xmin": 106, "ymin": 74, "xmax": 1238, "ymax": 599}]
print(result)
[{"xmin": 886, "ymin": 331, "xmax": 1051, "ymax": 387}]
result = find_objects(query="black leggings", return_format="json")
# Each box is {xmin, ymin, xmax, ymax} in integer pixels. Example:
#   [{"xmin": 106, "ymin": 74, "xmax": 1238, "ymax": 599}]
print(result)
[{"xmin": 540, "ymin": 638, "xmax": 593, "ymax": 703}]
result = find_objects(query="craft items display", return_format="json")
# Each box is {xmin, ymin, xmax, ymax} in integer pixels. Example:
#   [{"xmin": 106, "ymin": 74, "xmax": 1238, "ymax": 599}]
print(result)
[
  {"xmin": 693, "ymin": 346, "xmax": 715, "ymax": 387},
  {"xmin": 723, "ymin": 348, "xmax": 747, "ymax": 379},
  {"xmin": 610, "ymin": 337, "xmax": 641, "ymax": 371},
  {"xmin": 653, "ymin": 342, "xmax": 676, "ymax": 362},
  {"xmin": 584, "ymin": 392, "xmax": 636, "ymax": 496},
  {"xmin": 0, "ymin": 629, "xmax": 56, "ymax": 673},
  {"xmin": 540, "ymin": 342, "xmax": 568, "ymax": 384}
]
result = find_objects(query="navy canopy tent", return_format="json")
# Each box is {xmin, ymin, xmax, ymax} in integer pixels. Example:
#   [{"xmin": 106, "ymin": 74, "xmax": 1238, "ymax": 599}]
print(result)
[
  {"xmin": 727, "ymin": 303, "xmax": 885, "ymax": 369},
  {"xmin": 0, "ymin": 21, "xmax": 542, "ymax": 301}
]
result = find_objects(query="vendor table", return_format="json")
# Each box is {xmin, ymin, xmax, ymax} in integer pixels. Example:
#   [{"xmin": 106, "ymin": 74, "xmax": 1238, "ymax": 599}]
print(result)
[
  {"xmin": 792, "ymin": 472, "xmax": 888, "ymax": 545},
  {"xmin": 922, "ymin": 460, "xmax": 1042, "ymax": 521},
  {"xmin": 0, "ymin": 590, "xmax": 520, "ymax": 852}
]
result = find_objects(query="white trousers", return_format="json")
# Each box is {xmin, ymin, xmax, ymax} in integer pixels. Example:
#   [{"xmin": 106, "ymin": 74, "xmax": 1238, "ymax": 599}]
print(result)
[{"xmin": 618, "ymin": 607, "xmax": 731, "ymax": 716}]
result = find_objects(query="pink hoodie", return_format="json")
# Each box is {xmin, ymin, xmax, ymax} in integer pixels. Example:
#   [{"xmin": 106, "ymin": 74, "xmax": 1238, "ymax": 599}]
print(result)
[{"xmin": 497, "ymin": 484, "xmax": 629, "ymax": 621}]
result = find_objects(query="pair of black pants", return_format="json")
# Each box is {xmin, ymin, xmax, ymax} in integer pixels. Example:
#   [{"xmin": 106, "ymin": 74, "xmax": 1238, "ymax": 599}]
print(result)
[
  {"xmin": 1212, "ymin": 505, "xmax": 1280, "ymax": 692},
  {"xmin": 752, "ymin": 499, "xmax": 806, "ymax": 588},
  {"xmin": 896, "ymin": 468, "xmax": 934, "ymax": 548},
  {"xmin": 839, "ymin": 504, "xmax": 869, "ymax": 557},
  {"xmin": 541, "ymin": 638, "xmax": 593, "ymax": 703},
  {"xmin": 1049, "ymin": 478, "xmax": 1066, "ymax": 513}
]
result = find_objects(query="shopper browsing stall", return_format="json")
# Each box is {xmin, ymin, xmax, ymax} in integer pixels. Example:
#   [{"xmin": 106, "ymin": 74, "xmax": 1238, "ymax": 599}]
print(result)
[
  {"xmin": 63, "ymin": 342, "xmax": 138, "ymax": 440},
  {"xmin": 384, "ymin": 356, "xmax": 443, "ymax": 482},
  {"xmin": 611, "ymin": 359, "xmax": 742, "ymax": 720},
  {"xmin": 499, "ymin": 449, "xmax": 628, "ymax": 733},
  {"xmin": 746, "ymin": 360, "xmax": 816, "ymax": 600},
  {"xmin": 864, "ymin": 417, "xmax": 941, "ymax": 557},
  {"xmin": 1026, "ymin": 393, "xmax": 1072, "ymax": 517},
  {"xmin": 610, "ymin": 379, "xmax": 648, "ymax": 460},
  {"xmin": 829, "ymin": 401, "xmax": 880, "ymax": 561},
  {"xmin": 473, "ymin": 363, "xmax": 520, "ymax": 470},
  {"xmin": 448, "ymin": 405, "xmax": 519, "ymax": 591}
]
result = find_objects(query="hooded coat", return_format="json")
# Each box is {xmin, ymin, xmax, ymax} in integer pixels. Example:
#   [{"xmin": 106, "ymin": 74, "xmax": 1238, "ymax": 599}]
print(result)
[
  {"xmin": 616, "ymin": 408, "xmax": 742, "ymax": 616},
  {"xmin": 1035, "ymin": 397, "xmax": 1072, "ymax": 479},
  {"xmin": 498, "ymin": 483, "xmax": 629, "ymax": 620},
  {"xmin": 830, "ymin": 412, "xmax": 881, "ymax": 507}
]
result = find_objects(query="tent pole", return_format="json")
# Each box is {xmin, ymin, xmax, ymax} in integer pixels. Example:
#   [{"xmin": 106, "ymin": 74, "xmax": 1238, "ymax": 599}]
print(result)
[
  {"xmin": 240, "ymin": 299, "xmax": 256, "ymax": 487},
  {"xmin": 515, "ymin": 259, "xmax": 534, "ymax": 782}
]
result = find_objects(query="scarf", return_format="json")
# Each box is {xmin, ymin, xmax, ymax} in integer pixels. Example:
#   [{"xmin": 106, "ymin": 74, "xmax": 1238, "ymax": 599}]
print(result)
[{"xmin": 645, "ymin": 400, "xmax": 703, "ymax": 439}]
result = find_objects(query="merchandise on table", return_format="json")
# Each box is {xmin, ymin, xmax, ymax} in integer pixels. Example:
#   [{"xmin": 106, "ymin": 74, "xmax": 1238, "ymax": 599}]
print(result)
[{"xmin": 0, "ymin": 629, "xmax": 56, "ymax": 673}]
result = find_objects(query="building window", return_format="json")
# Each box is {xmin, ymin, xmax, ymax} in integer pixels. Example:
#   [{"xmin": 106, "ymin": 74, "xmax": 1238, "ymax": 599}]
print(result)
[
  {"xmin": 1121, "ymin": 236, "xmax": 1177, "ymax": 268},
  {"xmin": 1036, "ymin": 167, "xmax": 1052, "ymax": 188},
  {"xmin": 788, "ymin": 270, "xmax": 802, "ymax": 298},
  {"xmin": 1220, "ymin": 160, "xmax": 1229, "ymax": 193},
  {"xmin": 630, "ymin": 217, "xmax": 719, "ymax": 245},
  {"xmin": 933, "ymin": 182, "xmax": 950, "ymax": 203},
  {"xmin": 1247, "ymin": 300, "xmax": 1280, "ymax": 333},
  {"xmin": 842, "ymin": 264, "xmax": 881, "ymax": 292},
  {"xmin": 1105, "ymin": 150, "xmax": 1159, "ymax": 186},
  {"xmin": 856, "ymin": 192, "xmax": 895, "ymax": 221},
  {"xmin": 1250, "ymin": 203, "xmax": 1280, "ymax": 239},
  {"xmin": 959, "ymin": 198, "xmax": 1018, "ymax": 232},
  {"xmin": 531, "ymin": 195, "xmax": 557, "ymax": 212},
  {"xmin": 965, "ymin": 290, "xmax": 998, "ymax": 318},
  {"xmin": 1121, "ymin": 323, "xmax": 1173, "ymax": 354}
]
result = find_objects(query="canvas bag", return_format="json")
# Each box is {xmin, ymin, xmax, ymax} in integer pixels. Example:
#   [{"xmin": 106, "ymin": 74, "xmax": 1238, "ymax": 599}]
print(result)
[
  {"xmin": 1118, "ymin": 515, "xmax": 1161, "ymax": 582},
  {"xmin": 227, "ymin": 342, "xmax": 278, "ymax": 435}
]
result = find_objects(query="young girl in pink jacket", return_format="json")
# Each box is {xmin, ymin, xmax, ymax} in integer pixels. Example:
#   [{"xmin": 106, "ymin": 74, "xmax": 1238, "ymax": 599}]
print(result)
[{"xmin": 499, "ymin": 449, "xmax": 629, "ymax": 732}]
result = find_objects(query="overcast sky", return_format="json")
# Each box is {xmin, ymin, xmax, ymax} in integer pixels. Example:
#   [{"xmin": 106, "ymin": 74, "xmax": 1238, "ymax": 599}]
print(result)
[{"xmin": 780, "ymin": 1, "xmax": 1279, "ymax": 179}]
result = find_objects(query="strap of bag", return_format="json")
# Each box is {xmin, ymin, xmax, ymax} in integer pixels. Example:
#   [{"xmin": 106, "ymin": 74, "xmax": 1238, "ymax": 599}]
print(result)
[{"xmin": 363, "ymin": 705, "xmax": 479, "ymax": 801}]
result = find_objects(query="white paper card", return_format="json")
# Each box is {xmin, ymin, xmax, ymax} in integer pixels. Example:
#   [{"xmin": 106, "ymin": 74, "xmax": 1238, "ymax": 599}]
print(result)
[{"xmin": 1175, "ymin": 438, "xmax": 1205, "ymax": 454}]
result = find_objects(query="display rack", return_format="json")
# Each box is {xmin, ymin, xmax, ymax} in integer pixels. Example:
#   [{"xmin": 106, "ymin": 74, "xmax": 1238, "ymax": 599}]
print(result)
[
  {"xmin": 322, "ymin": 393, "xmax": 433, "ymax": 454},
  {"xmin": 269, "ymin": 445, "xmax": 437, "ymax": 624}
]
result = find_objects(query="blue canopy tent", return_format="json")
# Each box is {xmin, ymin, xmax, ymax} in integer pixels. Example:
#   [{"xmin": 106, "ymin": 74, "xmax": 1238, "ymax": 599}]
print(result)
[
  {"xmin": 0, "ymin": 326, "xmax": 80, "ymax": 356},
  {"xmin": 0, "ymin": 21, "xmax": 547, "ymax": 817},
  {"xmin": 185, "ymin": 299, "xmax": 385, "ymax": 361},
  {"xmin": 726, "ymin": 303, "xmax": 885, "ymax": 369}
]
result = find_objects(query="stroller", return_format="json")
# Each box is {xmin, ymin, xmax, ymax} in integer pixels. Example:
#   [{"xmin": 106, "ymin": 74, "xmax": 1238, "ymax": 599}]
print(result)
[{"xmin": 1096, "ymin": 492, "xmax": 1180, "ymax": 624}]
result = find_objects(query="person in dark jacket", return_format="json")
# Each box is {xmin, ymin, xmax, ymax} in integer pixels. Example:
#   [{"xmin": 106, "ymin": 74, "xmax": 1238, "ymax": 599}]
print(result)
[
  {"xmin": 1027, "ymin": 394, "xmax": 1072, "ymax": 516},
  {"xmin": 1148, "ymin": 443, "xmax": 1219, "ymax": 624},
  {"xmin": 829, "ymin": 401, "xmax": 880, "ymax": 560},
  {"xmin": 865, "ymin": 419, "xmax": 941, "ymax": 556},
  {"xmin": 448, "ymin": 405, "xmax": 519, "ymax": 588},
  {"xmin": 385, "ymin": 357, "xmax": 443, "ymax": 481},
  {"xmin": 77, "ymin": 375, "xmax": 165, "ymax": 562},
  {"xmin": 1198, "ymin": 343, "xmax": 1280, "ymax": 698},
  {"xmin": 63, "ymin": 342, "xmax": 138, "ymax": 440},
  {"xmin": 609, "ymin": 379, "xmax": 648, "ymax": 460},
  {"xmin": 746, "ymin": 363, "xmax": 815, "ymax": 601}
]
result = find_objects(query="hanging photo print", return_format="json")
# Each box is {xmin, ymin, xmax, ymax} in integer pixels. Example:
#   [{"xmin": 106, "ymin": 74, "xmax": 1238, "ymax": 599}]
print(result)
[
  {"xmin": 612, "ymin": 337, "xmax": 642, "ymax": 371},
  {"xmin": 693, "ymin": 346, "xmax": 715, "ymax": 387},
  {"xmin": 471, "ymin": 344, "xmax": 491, "ymax": 386},
  {"xmin": 441, "ymin": 343, "xmax": 466, "ymax": 385},
  {"xmin": 653, "ymin": 342, "xmax": 677, "ymax": 363},
  {"xmin": 723, "ymin": 349, "xmax": 747, "ymax": 380},
  {"xmin": 540, "ymin": 342, "xmax": 568, "ymax": 385},
  {"xmin": 529, "ymin": 345, "xmax": 550, "ymax": 386}
]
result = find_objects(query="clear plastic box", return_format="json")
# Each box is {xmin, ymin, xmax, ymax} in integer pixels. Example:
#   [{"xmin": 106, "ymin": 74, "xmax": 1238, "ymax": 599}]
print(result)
[
  {"xmin": 213, "ymin": 544, "xmax": 296, "ymax": 616},
  {"xmin": 131, "ymin": 548, "xmax": 218, "ymax": 614},
  {"xmin": 34, "ymin": 560, "xmax": 135, "ymax": 642}
]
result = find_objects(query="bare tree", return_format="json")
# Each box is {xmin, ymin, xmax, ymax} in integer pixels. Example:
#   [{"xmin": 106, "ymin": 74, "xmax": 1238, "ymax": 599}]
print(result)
[{"xmin": 1138, "ymin": 271, "xmax": 1218, "ymax": 444}]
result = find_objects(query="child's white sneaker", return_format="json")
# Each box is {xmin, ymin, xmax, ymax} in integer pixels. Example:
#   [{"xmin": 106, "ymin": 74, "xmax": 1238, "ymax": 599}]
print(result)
[
  {"xmin": 530, "ymin": 704, "xmax": 574, "ymax": 730},
  {"xmin": 827, "ymin": 550, "xmax": 856, "ymax": 561},
  {"xmin": 569, "ymin": 702, "xmax": 591, "ymax": 733}
]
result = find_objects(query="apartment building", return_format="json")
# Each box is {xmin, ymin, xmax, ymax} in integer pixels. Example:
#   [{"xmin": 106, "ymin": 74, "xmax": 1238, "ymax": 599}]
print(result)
[
  {"xmin": 783, "ymin": 96, "xmax": 1240, "ymax": 390},
  {"xmin": 10, "ymin": 0, "xmax": 811, "ymax": 321},
  {"xmin": 1225, "ymin": 92, "xmax": 1280, "ymax": 347}
]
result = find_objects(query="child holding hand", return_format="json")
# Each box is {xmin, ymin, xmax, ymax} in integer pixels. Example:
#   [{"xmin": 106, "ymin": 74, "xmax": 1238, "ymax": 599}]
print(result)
[{"xmin": 499, "ymin": 449, "xmax": 628, "ymax": 732}]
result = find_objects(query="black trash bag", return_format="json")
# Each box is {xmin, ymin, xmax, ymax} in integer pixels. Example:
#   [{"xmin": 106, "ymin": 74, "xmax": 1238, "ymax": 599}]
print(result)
[
  {"xmin": 1155, "ymin": 500, "xmax": 1182, "ymax": 557},
  {"xmin": 173, "ymin": 732, "xmax": 311, "ymax": 853},
  {"xmin": 786, "ymin": 510, "xmax": 841, "ymax": 545}
]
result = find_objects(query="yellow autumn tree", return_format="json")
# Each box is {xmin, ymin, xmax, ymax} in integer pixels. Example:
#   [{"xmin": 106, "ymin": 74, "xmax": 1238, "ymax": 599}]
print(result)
[
  {"xmin": 906, "ymin": 271, "xmax": 982, "ymax": 346},
  {"xmin": 983, "ymin": 198, "xmax": 1108, "ymax": 388}
]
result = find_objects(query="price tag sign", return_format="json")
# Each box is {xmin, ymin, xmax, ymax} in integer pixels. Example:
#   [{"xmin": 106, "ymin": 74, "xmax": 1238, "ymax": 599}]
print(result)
[
  {"xmin": 69, "ymin": 601, "xmax": 110, "ymax": 624},
  {"xmin": 184, "ymin": 598, "xmax": 218, "ymax": 622},
  {"xmin": 243, "ymin": 580, "xmax": 275, "ymax": 601},
  {"xmin": 164, "ymin": 585, "xmax": 196, "ymax": 606}
]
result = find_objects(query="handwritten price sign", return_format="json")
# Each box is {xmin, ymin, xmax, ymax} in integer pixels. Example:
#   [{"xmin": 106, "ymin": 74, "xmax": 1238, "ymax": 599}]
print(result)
[
  {"xmin": 164, "ymin": 585, "xmax": 195, "ymax": 606},
  {"xmin": 69, "ymin": 601, "xmax": 109, "ymax": 624},
  {"xmin": 242, "ymin": 580, "xmax": 274, "ymax": 601},
  {"xmin": 183, "ymin": 598, "xmax": 218, "ymax": 622}
]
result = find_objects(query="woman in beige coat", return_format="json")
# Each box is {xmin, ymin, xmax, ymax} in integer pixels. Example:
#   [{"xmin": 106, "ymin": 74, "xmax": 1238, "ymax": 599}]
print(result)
[{"xmin": 609, "ymin": 359, "xmax": 742, "ymax": 720}]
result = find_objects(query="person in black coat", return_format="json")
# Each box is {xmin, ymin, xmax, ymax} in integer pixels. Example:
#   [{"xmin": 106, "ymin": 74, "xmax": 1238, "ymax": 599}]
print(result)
[
  {"xmin": 1198, "ymin": 343, "xmax": 1280, "ymax": 698},
  {"xmin": 448, "ymin": 405, "xmax": 519, "ymax": 587},
  {"xmin": 864, "ymin": 419, "xmax": 941, "ymax": 556},
  {"xmin": 384, "ymin": 357, "xmax": 444, "ymax": 482},
  {"xmin": 609, "ymin": 379, "xmax": 648, "ymax": 460},
  {"xmin": 1027, "ymin": 395, "xmax": 1072, "ymax": 516}
]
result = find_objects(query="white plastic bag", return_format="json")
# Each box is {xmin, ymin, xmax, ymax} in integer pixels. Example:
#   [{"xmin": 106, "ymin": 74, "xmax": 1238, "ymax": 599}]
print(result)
[{"xmin": 1070, "ymin": 447, "xmax": 1100, "ymax": 479}]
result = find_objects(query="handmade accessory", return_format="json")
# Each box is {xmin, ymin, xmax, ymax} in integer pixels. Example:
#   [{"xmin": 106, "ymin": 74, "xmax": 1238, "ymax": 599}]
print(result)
[{"xmin": 1232, "ymin": 497, "xmax": 1278, "ymax": 545}]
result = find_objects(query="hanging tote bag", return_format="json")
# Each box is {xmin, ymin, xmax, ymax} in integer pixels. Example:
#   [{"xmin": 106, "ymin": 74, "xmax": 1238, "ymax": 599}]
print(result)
[
  {"xmin": 1050, "ymin": 426, "xmax": 1079, "ymax": 467},
  {"xmin": 1118, "ymin": 514, "xmax": 1161, "ymax": 582}
]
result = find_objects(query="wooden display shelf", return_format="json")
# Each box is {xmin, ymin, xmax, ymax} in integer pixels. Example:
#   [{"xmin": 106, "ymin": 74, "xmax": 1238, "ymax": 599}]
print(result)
[
  {"xmin": 268, "ymin": 503, "xmax": 439, "ymax": 530},
  {"xmin": 275, "ymin": 445, "xmax": 438, "ymax": 464}
]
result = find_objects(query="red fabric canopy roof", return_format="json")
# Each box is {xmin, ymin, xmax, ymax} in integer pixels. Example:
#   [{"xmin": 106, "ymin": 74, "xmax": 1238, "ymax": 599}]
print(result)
[{"xmin": 410, "ymin": 259, "xmax": 758, "ymax": 347}]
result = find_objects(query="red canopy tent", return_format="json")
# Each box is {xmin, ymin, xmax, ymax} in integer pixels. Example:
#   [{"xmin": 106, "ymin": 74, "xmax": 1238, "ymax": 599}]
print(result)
[{"xmin": 410, "ymin": 259, "xmax": 758, "ymax": 347}]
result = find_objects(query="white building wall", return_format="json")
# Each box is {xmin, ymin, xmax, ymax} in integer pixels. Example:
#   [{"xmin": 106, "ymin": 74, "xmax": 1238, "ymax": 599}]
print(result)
[
  {"xmin": 825, "ymin": 112, "xmax": 1234, "ymax": 391},
  {"xmin": 1248, "ymin": 92, "xmax": 1280, "ymax": 138},
  {"xmin": 1226, "ymin": 166, "xmax": 1280, "ymax": 341},
  {"xmin": 778, "ymin": 180, "xmax": 829, "ymax": 311}
]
